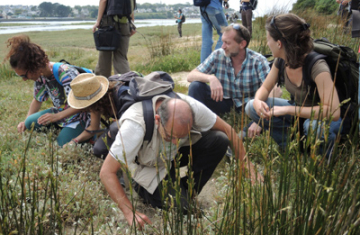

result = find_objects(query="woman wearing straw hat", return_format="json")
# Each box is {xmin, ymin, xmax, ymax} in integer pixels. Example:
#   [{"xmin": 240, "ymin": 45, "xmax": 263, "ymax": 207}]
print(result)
[
  {"xmin": 67, "ymin": 72, "xmax": 128, "ymax": 158},
  {"xmin": 4, "ymin": 35, "xmax": 91, "ymax": 147}
]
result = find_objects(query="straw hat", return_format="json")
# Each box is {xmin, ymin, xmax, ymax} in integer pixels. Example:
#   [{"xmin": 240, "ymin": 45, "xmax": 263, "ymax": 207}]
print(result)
[{"xmin": 68, "ymin": 73, "xmax": 109, "ymax": 109}]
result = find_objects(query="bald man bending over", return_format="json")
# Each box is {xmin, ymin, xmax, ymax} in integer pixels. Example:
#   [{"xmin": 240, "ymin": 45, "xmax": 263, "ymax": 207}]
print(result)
[{"xmin": 100, "ymin": 94, "xmax": 261, "ymax": 229}]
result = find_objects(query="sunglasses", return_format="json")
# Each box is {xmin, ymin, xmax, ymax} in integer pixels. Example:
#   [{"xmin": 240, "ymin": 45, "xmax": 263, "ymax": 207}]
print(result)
[
  {"xmin": 16, "ymin": 70, "xmax": 29, "ymax": 79},
  {"xmin": 231, "ymin": 23, "xmax": 245, "ymax": 40},
  {"xmin": 270, "ymin": 16, "xmax": 283, "ymax": 38}
]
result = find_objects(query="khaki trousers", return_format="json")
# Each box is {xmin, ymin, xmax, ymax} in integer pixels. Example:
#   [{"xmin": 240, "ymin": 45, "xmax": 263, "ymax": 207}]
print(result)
[{"xmin": 95, "ymin": 17, "xmax": 131, "ymax": 77}]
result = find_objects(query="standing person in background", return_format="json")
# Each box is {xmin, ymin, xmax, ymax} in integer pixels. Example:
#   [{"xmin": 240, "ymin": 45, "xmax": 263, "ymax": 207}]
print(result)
[
  {"xmin": 200, "ymin": 0, "xmax": 229, "ymax": 63},
  {"xmin": 4, "ymin": 35, "xmax": 91, "ymax": 147},
  {"xmin": 174, "ymin": 9, "xmax": 184, "ymax": 38},
  {"xmin": 92, "ymin": 0, "xmax": 136, "ymax": 78},
  {"xmin": 336, "ymin": 0, "xmax": 352, "ymax": 32},
  {"xmin": 240, "ymin": 0, "xmax": 253, "ymax": 37}
]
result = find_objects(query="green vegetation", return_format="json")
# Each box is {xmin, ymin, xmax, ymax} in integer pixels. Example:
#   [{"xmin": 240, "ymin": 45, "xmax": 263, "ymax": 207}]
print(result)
[
  {"xmin": 293, "ymin": 0, "xmax": 338, "ymax": 15},
  {"xmin": 0, "ymin": 9, "xmax": 360, "ymax": 234}
]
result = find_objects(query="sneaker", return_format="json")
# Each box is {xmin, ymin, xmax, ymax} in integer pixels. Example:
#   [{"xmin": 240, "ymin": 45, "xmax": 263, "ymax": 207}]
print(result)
[
  {"xmin": 118, "ymin": 176, "xmax": 126, "ymax": 188},
  {"xmin": 225, "ymin": 146, "xmax": 233, "ymax": 158}
]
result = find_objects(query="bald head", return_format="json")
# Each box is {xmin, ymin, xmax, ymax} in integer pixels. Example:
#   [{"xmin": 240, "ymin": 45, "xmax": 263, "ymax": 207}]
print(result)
[{"xmin": 158, "ymin": 98, "xmax": 194, "ymax": 131}]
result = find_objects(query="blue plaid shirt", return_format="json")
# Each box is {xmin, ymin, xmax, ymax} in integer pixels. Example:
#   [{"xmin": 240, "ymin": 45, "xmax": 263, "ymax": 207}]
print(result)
[{"xmin": 197, "ymin": 48, "xmax": 269, "ymax": 108}]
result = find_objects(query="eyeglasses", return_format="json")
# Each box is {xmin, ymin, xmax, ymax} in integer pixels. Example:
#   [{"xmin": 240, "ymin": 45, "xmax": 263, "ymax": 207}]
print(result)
[
  {"xmin": 160, "ymin": 120, "xmax": 188, "ymax": 142},
  {"xmin": 160, "ymin": 121, "xmax": 178, "ymax": 141},
  {"xmin": 270, "ymin": 16, "xmax": 283, "ymax": 38},
  {"xmin": 231, "ymin": 23, "xmax": 245, "ymax": 40},
  {"xmin": 16, "ymin": 70, "xmax": 29, "ymax": 79}
]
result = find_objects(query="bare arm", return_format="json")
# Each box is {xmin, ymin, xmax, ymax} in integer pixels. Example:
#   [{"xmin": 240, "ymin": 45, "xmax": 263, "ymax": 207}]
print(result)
[
  {"xmin": 37, "ymin": 107, "xmax": 81, "ymax": 125},
  {"xmin": 72, "ymin": 111, "xmax": 101, "ymax": 143},
  {"xmin": 252, "ymin": 63, "xmax": 279, "ymax": 118},
  {"xmin": 100, "ymin": 155, "xmax": 152, "ymax": 228},
  {"xmin": 211, "ymin": 116, "xmax": 263, "ymax": 182},
  {"xmin": 18, "ymin": 98, "xmax": 42, "ymax": 133},
  {"xmin": 269, "ymin": 72, "xmax": 341, "ymax": 121},
  {"xmin": 187, "ymin": 68, "xmax": 216, "ymax": 83},
  {"xmin": 187, "ymin": 68, "xmax": 224, "ymax": 102},
  {"xmin": 93, "ymin": 0, "xmax": 107, "ymax": 33}
]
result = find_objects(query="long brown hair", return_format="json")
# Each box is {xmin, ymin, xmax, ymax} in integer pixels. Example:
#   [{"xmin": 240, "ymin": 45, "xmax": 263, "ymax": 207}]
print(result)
[
  {"xmin": 4, "ymin": 35, "xmax": 49, "ymax": 73},
  {"xmin": 265, "ymin": 13, "xmax": 313, "ymax": 69}
]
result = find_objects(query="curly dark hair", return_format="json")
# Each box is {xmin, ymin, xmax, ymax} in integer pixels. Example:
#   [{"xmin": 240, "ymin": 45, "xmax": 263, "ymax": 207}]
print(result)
[
  {"xmin": 265, "ymin": 13, "xmax": 313, "ymax": 69},
  {"xmin": 84, "ymin": 81, "xmax": 119, "ymax": 120},
  {"xmin": 4, "ymin": 35, "xmax": 49, "ymax": 73}
]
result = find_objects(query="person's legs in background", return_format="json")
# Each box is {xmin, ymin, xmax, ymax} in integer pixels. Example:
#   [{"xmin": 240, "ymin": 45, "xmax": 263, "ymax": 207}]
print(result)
[
  {"xmin": 200, "ymin": 6, "xmax": 228, "ymax": 62},
  {"xmin": 95, "ymin": 51, "xmax": 113, "ymax": 78},
  {"xmin": 113, "ymin": 23, "xmax": 131, "ymax": 75},
  {"xmin": 241, "ymin": 9, "xmax": 252, "ymax": 37},
  {"xmin": 188, "ymin": 81, "xmax": 234, "ymax": 115},
  {"xmin": 178, "ymin": 22, "xmax": 182, "ymax": 37}
]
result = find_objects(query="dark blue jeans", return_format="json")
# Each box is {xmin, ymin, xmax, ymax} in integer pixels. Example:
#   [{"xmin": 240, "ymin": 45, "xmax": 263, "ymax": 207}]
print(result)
[
  {"xmin": 188, "ymin": 81, "xmax": 241, "ymax": 115},
  {"xmin": 245, "ymin": 98, "xmax": 342, "ymax": 156}
]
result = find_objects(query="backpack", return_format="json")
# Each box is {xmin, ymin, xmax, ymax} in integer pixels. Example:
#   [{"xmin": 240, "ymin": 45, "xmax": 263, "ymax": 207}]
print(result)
[
  {"xmin": 108, "ymin": 71, "xmax": 179, "ymax": 142},
  {"xmin": 278, "ymin": 38, "xmax": 359, "ymax": 135},
  {"xmin": 250, "ymin": 0, "xmax": 258, "ymax": 10},
  {"xmin": 193, "ymin": 0, "xmax": 211, "ymax": 7},
  {"xmin": 105, "ymin": 0, "xmax": 136, "ymax": 20},
  {"xmin": 181, "ymin": 14, "xmax": 186, "ymax": 23},
  {"xmin": 52, "ymin": 59, "xmax": 93, "ymax": 85}
]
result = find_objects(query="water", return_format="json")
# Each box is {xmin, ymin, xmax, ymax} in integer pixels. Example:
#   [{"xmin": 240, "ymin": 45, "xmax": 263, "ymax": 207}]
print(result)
[{"xmin": 0, "ymin": 18, "xmax": 202, "ymax": 35}]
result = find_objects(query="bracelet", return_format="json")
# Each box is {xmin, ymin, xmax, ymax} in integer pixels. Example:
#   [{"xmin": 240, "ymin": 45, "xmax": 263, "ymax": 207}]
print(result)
[{"xmin": 72, "ymin": 139, "xmax": 79, "ymax": 144}]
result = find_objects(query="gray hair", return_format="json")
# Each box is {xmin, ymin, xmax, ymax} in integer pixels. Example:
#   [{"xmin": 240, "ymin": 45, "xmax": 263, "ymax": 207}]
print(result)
[
  {"xmin": 157, "ymin": 98, "xmax": 194, "ymax": 127},
  {"xmin": 222, "ymin": 24, "xmax": 251, "ymax": 48}
]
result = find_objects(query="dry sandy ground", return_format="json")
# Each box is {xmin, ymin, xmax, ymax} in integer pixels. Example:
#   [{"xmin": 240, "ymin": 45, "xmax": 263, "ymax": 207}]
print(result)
[{"xmin": 170, "ymin": 71, "xmax": 191, "ymax": 87}]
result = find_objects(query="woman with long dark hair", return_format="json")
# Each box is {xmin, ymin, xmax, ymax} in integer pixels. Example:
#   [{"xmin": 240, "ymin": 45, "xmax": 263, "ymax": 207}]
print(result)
[{"xmin": 245, "ymin": 13, "xmax": 342, "ymax": 157}]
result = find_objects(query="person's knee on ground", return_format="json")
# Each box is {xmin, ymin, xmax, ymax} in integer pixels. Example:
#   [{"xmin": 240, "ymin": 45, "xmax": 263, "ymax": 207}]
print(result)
[
  {"xmin": 303, "ymin": 119, "xmax": 339, "ymax": 158},
  {"xmin": 93, "ymin": 122, "xmax": 118, "ymax": 159},
  {"xmin": 24, "ymin": 115, "xmax": 38, "ymax": 131}
]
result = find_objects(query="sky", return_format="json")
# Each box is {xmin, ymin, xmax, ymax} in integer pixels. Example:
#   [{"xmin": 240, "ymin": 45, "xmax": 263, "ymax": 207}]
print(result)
[{"xmin": 4, "ymin": 0, "xmax": 298, "ymax": 17}]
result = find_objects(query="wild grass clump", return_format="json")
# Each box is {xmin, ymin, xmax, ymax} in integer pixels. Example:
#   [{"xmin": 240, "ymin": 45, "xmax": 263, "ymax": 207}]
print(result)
[
  {"xmin": 133, "ymin": 48, "xmax": 200, "ymax": 74},
  {"xmin": 0, "ymin": 63, "xmax": 16, "ymax": 81},
  {"xmin": 0, "ymin": 127, "xmax": 115, "ymax": 234}
]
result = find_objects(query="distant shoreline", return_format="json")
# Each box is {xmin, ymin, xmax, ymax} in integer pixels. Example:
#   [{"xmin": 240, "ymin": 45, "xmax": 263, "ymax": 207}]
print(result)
[{"xmin": 0, "ymin": 18, "xmax": 94, "ymax": 22}]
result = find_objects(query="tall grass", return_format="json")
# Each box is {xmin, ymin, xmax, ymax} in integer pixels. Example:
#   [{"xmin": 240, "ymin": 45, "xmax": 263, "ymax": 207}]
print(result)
[{"xmin": 1, "ymin": 9, "xmax": 360, "ymax": 234}]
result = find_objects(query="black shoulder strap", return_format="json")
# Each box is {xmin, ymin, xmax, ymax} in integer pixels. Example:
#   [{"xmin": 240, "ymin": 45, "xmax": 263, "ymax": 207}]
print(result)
[
  {"xmin": 142, "ymin": 99, "xmax": 154, "ymax": 142},
  {"xmin": 58, "ymin": 59, "xmax": 88, "ymax": 74},
  {"xmin": 276, "ymin": 58, "xmax": 287, "ymax": 87},
  {"xmin": 142, "ymin": 91, "xmax": 180, "ymax": 142},
  {"xmin": 303, "ymin": 51, "xmax": 326, "ymax": 87}
]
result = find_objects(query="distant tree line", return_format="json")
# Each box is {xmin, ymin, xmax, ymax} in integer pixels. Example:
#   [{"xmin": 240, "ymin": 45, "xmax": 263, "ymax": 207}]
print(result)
[
  {"xmin": 38, "ymin": 2, "xmax": 98, "ymax": 18},
  {"xmin": 39, "ymin": 2, "xmax": 72, "ymax": 17},
  {"xmin": 35, "ymin": 2, "xmax": 196, "ymax": 19}
]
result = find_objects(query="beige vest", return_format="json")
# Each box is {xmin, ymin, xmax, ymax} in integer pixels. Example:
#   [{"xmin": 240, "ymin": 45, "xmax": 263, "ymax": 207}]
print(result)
[{"xmin": 118, "ymin": 95, "xmax": 202, "ymax": 194}]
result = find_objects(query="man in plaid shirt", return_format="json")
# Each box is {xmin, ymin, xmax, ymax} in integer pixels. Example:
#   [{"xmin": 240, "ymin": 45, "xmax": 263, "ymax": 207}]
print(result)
[{"xmin": 187, "ymin": 24, "xmax": 281, "ymax": 137}]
